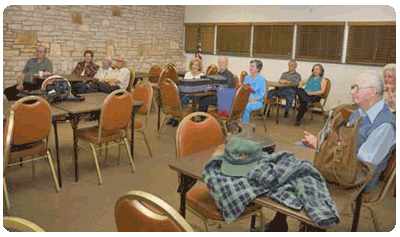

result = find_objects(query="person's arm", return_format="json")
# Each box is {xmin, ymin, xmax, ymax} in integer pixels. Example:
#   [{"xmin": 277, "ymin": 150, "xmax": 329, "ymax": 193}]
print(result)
[
  {"xmin": 278, "ymin": 72, "xmax": 290, "ymax": 84},
  {"xmin": 357, "ymin": 123, "xmax": 395, "ymax": 166},
  {"xmin": 301, "ymin": 131, "xmax": 318, "ymax": 149}
]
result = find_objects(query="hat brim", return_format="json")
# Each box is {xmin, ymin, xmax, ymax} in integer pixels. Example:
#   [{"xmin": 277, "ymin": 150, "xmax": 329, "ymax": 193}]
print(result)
[{"xmin": 221, "ymin": 160, "xmax": 258, "ymax": 177}]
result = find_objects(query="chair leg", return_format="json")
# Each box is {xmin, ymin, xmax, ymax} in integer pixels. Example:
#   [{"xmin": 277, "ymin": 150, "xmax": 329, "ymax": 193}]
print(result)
[
  {"xmin": 89, "ymin": 143, "xmax": 103, "ymax": 185},
  {"xmin": 46, "ymin": 151, "xmax": 60, "ymax": 192},
  {"xmin": 365, "ymin": 205, "xmax": 380, "ymax": 232},
  {"xmin": 140, "ymin": 131, "xmax": 153, "ymax": 157},
  {"xmin": 222, "ymin": 121, "xmax": 229, "ymax": 136},
  {"xmin": 105, "ymin": 142, "xmax": 108, "ymax": 161},
  {"xmin": 123, "ymin": 137, "xmax": 136, "ymax": 173},
  {"xmin": 3, "ymin": 178, "xmax": 10, "ymax": 210},
  {"xmin": 157, "ymin": 113, "xmax": 168, "ymax": 138}
]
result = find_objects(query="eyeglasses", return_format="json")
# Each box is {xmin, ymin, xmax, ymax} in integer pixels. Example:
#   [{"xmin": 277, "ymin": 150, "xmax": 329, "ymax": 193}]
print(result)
[{"xmin": 350, "ymin": 85, "xmax": 373, "ymax": 92}]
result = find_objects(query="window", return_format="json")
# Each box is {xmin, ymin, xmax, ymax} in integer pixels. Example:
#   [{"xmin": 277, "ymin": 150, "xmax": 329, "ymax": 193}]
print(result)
[
  {"xmin": 346, "ymin": 22, "xmax": 396, "ymax": 65},
  {"xmin": 296, "ymin": 23, "xmax": 345, "ymax": 62},
  {"xmin": 253, "ymin": 24, "xmax": 294, "ymax": 57},
  {"xmin": 216, "ymin": 25, "xmax": 251, "ymax": 55},
  {"xmin": 184, "ymin": 24, "xmax": 215, "ymax": 54},
  {"xmin": 184, "ymin": 24, "xmax": 198, "ymax": 53}
]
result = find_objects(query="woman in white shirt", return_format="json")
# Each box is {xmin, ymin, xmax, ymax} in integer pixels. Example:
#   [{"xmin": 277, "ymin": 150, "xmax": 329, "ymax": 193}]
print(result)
[{"xmin": 183, "ymin": 58, "xmax": 205, "ymax": 79}]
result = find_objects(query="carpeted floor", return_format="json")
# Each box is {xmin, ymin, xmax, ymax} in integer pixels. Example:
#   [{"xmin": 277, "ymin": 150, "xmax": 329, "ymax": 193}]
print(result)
[{"xmin": 3, "ymin": 108, "xmax": 396, "ymax": 232}]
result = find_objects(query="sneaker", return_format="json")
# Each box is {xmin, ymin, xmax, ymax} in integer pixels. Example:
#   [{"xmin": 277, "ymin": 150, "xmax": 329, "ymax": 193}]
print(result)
[
  {"xmin": 171, "ymin": 119, "xmax": 179, "ymax": 127},
  {"xmin": 295, "ymin": 121, "xmax": 301, "ymax": 126},
  {"xmin": 167, "ymin": 118, "xmax": 174, "ymax": 125}
]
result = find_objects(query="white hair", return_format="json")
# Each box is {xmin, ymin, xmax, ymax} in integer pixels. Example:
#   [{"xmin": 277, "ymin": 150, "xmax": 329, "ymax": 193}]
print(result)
[
  {"xmin": 383, "ymin": 63, "xmax": 396, "ymax": 74},
  {"xmin": 218, "ymin": 56, "xmax": 229, "ymax": 65},
  {"xmin": 356, "ymin": 70, "xmax": 384, "ymax": 96}
]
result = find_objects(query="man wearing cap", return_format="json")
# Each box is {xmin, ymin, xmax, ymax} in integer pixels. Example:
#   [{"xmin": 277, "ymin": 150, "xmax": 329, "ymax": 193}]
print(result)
[{"xmin": 108, "ymin": 55, "xmax": 130, "ymax": 91}]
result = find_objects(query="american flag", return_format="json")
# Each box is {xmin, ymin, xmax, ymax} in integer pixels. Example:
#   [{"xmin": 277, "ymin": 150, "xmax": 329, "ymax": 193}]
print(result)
[{"xmin": 195, "ymin": 24, "xmax": 202, "ymax": 60}]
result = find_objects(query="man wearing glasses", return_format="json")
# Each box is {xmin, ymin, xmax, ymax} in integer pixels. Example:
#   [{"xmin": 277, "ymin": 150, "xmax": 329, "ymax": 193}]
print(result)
[{"xmin": 267, "ymin": 71, "xmax": 396, "ymax": 232}]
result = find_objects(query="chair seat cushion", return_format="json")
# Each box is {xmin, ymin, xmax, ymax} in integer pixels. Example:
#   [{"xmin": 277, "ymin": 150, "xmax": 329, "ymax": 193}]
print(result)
[
  {"xmin": 77, "ymin": 126, "xmax": 126, "ymax": 143},
  {"xmin": 135, "ymin": 121, "xmax": 143, "ymax": 129},
  {"xmin": 186, "ymin": 185, "xmax": 261, "ymax": 221}
]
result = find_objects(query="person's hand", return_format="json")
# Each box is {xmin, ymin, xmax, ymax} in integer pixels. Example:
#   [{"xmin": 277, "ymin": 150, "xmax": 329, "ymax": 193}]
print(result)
[
  {"xmin": 302, "ymin": 131, "xmax": 317, "ymax": 149},
  {"xmin": 384, "ymin": 84, "xmax": 395, "ymax": 93},
  {"xmin": 16, "ymin": 83, "xmax": 24, "ymax": 91}
]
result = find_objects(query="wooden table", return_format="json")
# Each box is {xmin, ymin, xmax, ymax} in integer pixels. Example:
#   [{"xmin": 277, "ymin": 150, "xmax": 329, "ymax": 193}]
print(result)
[
  {"xmin": 62, "ymin": 74, "xmax": 93, "ymax": 82},
  {"xmin": 267, "ymin": 81, "xmax": 298, "ymax": 124},
  {"xmin": 134, "ymin": 72, "xmax": 159, "ymax": 87},
  {"xmin": 169, "ymin": 142, "xmax": 366, "ymax": 231},
  {"xmin": 53, "ymin": 92, "xmax": 143, "ymax": 182},
  {"xmin": 3, "ymin": 100, "xmax": 69, "ymax": 188}
]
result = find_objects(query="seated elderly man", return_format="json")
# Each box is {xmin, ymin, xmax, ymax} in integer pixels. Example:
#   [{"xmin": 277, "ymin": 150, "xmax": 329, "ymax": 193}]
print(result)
[
  {"xmin": 267, "ymin": 60, "xmax": 301, "ymax": 118},
  {"xmin": 4, "ymin": 45, "xmax": 53, "ymax": 101},
  {"xmin": 109, "ymin": 55, "xmax": 130, "ymax": 91},
  {"xmin": 265, "ymin": 70, "xmax": 396, "ymax": 232}
]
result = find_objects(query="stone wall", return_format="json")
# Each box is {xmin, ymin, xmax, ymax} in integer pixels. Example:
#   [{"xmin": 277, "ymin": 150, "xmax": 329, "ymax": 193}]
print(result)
[{"xmin": 3, "ymin": 5, "xmax": 186, "ymax": 88}]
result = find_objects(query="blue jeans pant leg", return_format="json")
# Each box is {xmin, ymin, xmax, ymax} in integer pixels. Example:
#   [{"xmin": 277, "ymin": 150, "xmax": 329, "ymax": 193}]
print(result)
[{"xmin": 243, "ymin": 101, "xmax": 263, "ymax": 122}]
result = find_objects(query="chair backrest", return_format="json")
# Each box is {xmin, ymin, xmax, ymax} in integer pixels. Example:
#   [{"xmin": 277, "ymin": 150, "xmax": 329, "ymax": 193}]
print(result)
[
  {"xmin": 148, "ymin": 65, "xmax": 163, "ymax": 83},
  {"xmin": 176, "ymin": 112, "xmax": 224, "ymax": 158},
  {"xmin": 320, "ymin": 78, "xmax": 331, "ymax": 106},
  {"xmin": 229, "ymin": 85, "xmax": 252, "ymax": 120},
  {"xmin": 160, "ymin": 68, "xmax": 178, "ymax": 84},
  {"xmin": 159, "ymin": 78, "xmax": 181, "ymax": 112},
  {"xmin": 373, "ymin": 148, "xmax": 396, "ymax": 203},
  {"xmin": 166, "ymin": 62, "xmax": 177, "ymax": 71},
  {"xmin": 7, "ymin": 96, "xmax": 52, "ymax": 145},
  {"xmin": 126, "ymin": 69, "xmax": 135, "ymax": 92},
  {"xmin": 3, "ymin": 216, "xmax": 46, "ymax": 232},
  {"xmin": 3, "ymin": 109, "xmax": 15, "ymax": 174},
  {"xmin": 240, "ymin": 71, "xmax": 248, "ymax": 84},
  {"xmin": 99, "ymin": 89, "xmax": 133, "ymax": 138},
  {"xmin": 206, "ymin": 64, "xmax": 218, "ymax": 75},
  {"xmin": 41, "ymin": 75, "xmax": 71, "ymax": 92},
  {"xmin": 131, "ymin": 82, "xmax": 153, "ymax": 117},
  {"xmin": 232, "ymin": 75, "xmax": 240, "ymax": 88},
  {"xmin": 115, "ymin": 190, "xmax": 194, "ymax": 232}
]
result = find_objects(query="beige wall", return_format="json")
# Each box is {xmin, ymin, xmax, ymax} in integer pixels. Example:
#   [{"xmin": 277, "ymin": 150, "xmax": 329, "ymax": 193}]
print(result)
[
  {"xmin": 3, "ymin": 5, "xmax": 186, "ymax": 88},
  {"xmin": 184, "ymin": 5, "xmax": 395, "ymax": 111}
]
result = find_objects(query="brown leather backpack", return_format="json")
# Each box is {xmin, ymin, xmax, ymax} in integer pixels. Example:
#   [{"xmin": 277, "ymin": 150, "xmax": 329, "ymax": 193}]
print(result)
[{"xmin": 313, "ymin": 106, "xmax": 375, "ymax": 187}]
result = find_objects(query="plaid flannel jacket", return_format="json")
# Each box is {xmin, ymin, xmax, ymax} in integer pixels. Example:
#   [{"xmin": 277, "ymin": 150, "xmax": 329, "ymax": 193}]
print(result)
[{"xmin": 203, "ymin": 151, "xmax": 340, "ymax": 228}]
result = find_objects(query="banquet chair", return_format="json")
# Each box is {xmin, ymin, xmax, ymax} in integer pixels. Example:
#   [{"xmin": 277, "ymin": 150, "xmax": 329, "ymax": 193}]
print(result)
[
  {"xmin": 148, "ymin": 65, "xmax": 163, "ymax": 83},
  {"xmin": 206, "ymin": 64, "xmax": 218, "ymax": 75},
  {"xmin": 3, "ymin": 216, "xmax": 46, "ymax": 232},
  {"xmin": 157, "ymin": 78, "xmax": 190, "ymax": 138},
  {"xmin": 208, "ymin": 85, "xmax": 252, "ymax": 135},
  {"xmin": 160, "ymin": 67, "xmax": 179, "ymax": 84},
  {"xmin": 350, "ymin": 149, "xmax": 396, "ymax": 231},
  {"xmin": 240, "ymin": 71, "xmax": 248, "ymax": 84},
  {"xmin": 249, "ymin": 79, "xmax": 278, "ymax": 131},
  {"xmin": 76, "ymin": 89, "xmax": 135, "ymax": 185},
  {"xmin": 3, "ymin": 96, "xmax": 60, "ymax": 206},
  {"xmin": 41, "ymin": 75, "xmax": 71, "ymax": 91},
  {"xmin": 232, "ymin": 75, "xmax": 240, "ymax": 88},
  {"xmin": 130, "ymin": 82, "xmax": 153, "ymax": 157},
  {"xmin": 176, "ymin": 112, "xmax": 263, "ymax": 231},
  {"xmin": 126, "ymin": 69, "xmax": 135, "ymax": 92},
  {"xmin": 115, "ymin": 190, "xmax": 194, "ymax": 232},
  {"xmin": 148, "ymin": 65, "xmax": 163, "ymax": 111},
  {"xmin": 307, "ymin": 78, "xmax": 332, "ymax": 122}
]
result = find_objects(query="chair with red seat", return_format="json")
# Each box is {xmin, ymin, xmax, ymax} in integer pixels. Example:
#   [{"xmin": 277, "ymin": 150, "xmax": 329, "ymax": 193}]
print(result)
[
  {"xmin": 206, "ymin": 64, "xmax": 218, "ymax": 75},
  {"xmin": 130, "ymin": 82, "xmax": 153, "ymax": 157},
  {"xmin": 176, "ymin": 112, "xmax": 263, "ymax": 231},
  {"xmin": 115, "ymin": 190, "xmax": 194, "ymax": 232},
  {"xmin": 208, "ymin": 84, "xmax": 252, "ymax": 135},
  {"xmin": 76, "ymin": 89, "xmax": 136, "ymax": 185},
  {"xmin": 3, "ymin": 96, "xmax": 60, "ymax": 209},
  {"xmin": 157, "ymin": 78, "xmax": 190, "ymax": 137}
]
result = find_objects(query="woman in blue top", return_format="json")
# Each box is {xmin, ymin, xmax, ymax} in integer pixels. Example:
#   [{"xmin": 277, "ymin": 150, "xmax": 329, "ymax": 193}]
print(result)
[
  {"xmin": 242, "ymin": 60, "xmax": 266, "ymax": 122},
  {"xmin": 295, "ymin": 64, "xmax": 328, "ymax": 125}
]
